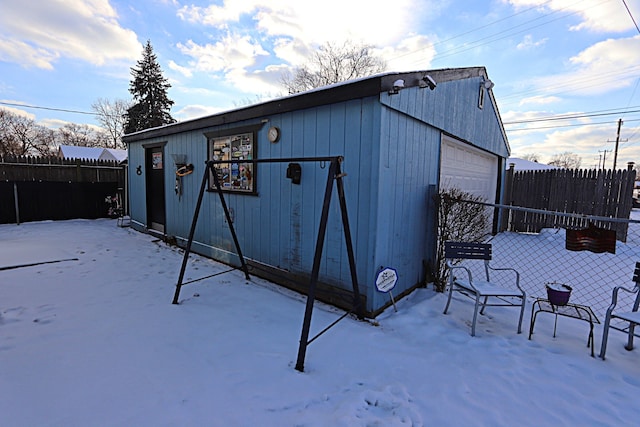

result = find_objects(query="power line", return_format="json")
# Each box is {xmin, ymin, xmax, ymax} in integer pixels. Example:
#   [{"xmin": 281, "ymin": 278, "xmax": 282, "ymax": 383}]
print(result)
[
  {"xmin": 622, "ymin": 0, "xmax": 640, "ymax": 34},
  {"xmin": 430, "ymin": 2, "xmax": 591, "ymax": 65},
  {"xmin": 505, "ymin": 117, "xmax": 640, "ymax": 131},
  {"xmin": 401, "ymin": 0, "xmax": 632, "ymax": 108},
  {"xmin": 504, "ymin": 107, "xmax": 640, "ymax": 125},
  {"xmin": 387, "ymin": 0, "xmax": 556, "ymax": 63},
  {"xmin": 498, "ymin": 65, "xmax": 640, "ymax": 106},
  {"xmin": 621, "ymin": 78, "xmax": 640, "ymax": 141},
  {"xmin": 411, "ymin": 0, "xmax": 611, "ymax": 67},
  {"xmin": 0, "ymin": 101, "xmax": 94, "ymax": 116}
]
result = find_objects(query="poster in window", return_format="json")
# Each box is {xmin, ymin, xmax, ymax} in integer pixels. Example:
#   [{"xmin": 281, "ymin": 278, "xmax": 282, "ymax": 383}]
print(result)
[
  {"xmin": 209, "ymin": 132, "xmax": 254, "ymax": 193},
  {"xmin": 152, "ymin": 152, "xmax": 163, "ymax": 169}
]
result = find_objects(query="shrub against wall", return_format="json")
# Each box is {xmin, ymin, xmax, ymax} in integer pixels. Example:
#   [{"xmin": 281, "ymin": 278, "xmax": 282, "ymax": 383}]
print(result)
[{"xmin": 433, "ymin": 188, "xmax": 489, "ymax": 292}]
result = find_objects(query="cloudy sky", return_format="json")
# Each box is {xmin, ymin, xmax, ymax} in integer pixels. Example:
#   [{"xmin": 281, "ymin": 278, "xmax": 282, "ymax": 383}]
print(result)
[{"xmin": 1, "ymin": 0, "xmax": 639, "ymax": 168}]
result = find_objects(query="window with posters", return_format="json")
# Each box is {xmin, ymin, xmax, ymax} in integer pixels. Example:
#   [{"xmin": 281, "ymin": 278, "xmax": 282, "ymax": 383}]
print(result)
[{"xmin": 208, "ymin": 131, "xmax": 256, "ymax": 194}]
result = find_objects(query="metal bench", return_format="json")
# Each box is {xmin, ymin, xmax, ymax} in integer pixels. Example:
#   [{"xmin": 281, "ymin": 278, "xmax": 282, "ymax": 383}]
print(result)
[
  {"xmin": 599, "ymin": 261, "xmax": 640, "ymax": 360},
  {"xmin": 443, "ymin": 241, "xmax": 526, "ymax": 336}
]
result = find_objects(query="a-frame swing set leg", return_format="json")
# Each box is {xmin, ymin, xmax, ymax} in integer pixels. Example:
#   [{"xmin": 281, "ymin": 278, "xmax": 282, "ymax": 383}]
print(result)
[
  {"xmin": 171, "ymin": 156, "xmax": 362, "ymax": 372},
  {"xmin": 295, "ymin": 158, "xmax": 363, "ymax": 372},
  {"xmin": 172, "ymin": 161, "xmax": 250, "ymax": 305}
]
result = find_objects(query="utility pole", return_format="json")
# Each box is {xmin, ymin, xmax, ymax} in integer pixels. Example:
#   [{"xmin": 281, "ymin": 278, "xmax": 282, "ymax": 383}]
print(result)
[
  {"xmin": 608, "ymin": 119, "xmax": 627, "ymax": 171},
  {"xmin": 599, "ymin": 149, "xmax": 610, "ymax": 170}
]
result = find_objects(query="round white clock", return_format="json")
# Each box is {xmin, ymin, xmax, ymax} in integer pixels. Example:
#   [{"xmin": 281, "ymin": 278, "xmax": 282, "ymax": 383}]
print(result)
[{"xmin": 268, "ymin": 126, "xmax": 280, "ymax": 143}]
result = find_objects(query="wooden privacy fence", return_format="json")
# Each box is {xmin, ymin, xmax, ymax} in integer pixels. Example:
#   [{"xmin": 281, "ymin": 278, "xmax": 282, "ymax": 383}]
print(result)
[
  {"xmin": 501, "ymin": 165, "xmax": 636, "ymax": 241},
  {"xmin": 0, "ymin": 154, "xmax": 124, "ymax": 183},
  {"xmin": 0, "ymin": 155, "xmax": 126, "ymax": 224}
]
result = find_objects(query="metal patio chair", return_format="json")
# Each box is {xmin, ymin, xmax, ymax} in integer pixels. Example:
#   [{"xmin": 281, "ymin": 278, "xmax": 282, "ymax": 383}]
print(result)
[
  {"xmin": 443, "ymin": 241, "xmax": 526, "ymax": 336},
  {"xmin": 599, "ymin": 262, "xmax": 640, "ymax": 360}
]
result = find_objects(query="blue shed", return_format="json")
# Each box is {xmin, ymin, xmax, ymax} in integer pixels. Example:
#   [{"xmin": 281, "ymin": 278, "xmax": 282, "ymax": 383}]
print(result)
[{"xmin": 122, "ymin": 67, "xmax": 510, "ymax": 316}]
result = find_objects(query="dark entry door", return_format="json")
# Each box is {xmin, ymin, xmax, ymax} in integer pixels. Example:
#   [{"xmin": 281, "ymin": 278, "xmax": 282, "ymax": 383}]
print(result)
[{"xmin": 145, "ymin": 146, "xmax": 166, "ymax": 233}]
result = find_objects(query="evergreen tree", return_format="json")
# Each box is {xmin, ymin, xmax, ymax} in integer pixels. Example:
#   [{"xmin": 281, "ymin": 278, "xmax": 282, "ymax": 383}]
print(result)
[{"xmin": 124, "ymin": 40, "xmax": 175, "ymax": 134}]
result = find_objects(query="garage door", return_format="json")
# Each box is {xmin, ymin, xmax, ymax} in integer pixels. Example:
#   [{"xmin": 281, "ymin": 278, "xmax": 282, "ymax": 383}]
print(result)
[{"xmin": 439, "ymin": 135, "xmax": 498, "ymax": 203}]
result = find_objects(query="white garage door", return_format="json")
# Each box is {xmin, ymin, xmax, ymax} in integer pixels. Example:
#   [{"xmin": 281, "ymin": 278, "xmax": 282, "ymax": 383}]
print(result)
[{"xmin": 439, "ymin": 135, "xmax": 498, "ymax": 203}]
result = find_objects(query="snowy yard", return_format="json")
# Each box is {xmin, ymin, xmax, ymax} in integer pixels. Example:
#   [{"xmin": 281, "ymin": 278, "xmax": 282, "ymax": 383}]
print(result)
[{"xmin": 2, "ymin": 219, "xmax": 640, "ymax": 426}]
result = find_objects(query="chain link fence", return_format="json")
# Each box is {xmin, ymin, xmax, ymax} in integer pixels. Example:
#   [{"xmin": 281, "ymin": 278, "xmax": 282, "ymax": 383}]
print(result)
[{"xmin": 453, "ymin": 201, "xmax": 640, "ymax": 326}]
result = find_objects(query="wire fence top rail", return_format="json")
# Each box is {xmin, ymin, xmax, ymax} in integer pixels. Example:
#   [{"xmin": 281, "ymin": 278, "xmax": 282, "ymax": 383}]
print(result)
[
  {"xmin": 452, "ymin": 199, "xmax": 640, "ymax": 326},
  {"xmin": 471, "ymin": 199, "xmax": 640, "ymax": 224}
]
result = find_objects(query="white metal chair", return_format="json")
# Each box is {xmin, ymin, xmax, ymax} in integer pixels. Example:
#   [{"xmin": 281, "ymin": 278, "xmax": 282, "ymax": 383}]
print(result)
[
  {"xmin": 599, "ymin": 262, "xmax": 640, "ymax": 360},
  {"xmin": 443, "ymin": 241, "xmax": 526, "ymax": 336}
]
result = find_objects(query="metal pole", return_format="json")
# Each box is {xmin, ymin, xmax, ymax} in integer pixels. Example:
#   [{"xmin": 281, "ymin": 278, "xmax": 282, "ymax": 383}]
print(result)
[
  {"xmin": 13, "ymin": 182, "xmax": 20, "ymax": 225},
  {"xmin": 211, "ymin": 163, "xmax": 250, "ymax": 281},
  {"xmin": 389, "ymin": 290, "xmax": 398, "ymax": 312},
  {"xmin": 295, "ymin": 158, "xmax": 339, "ymax": 372},
  {"xmin": 172, "ymin": 162, "xmax": 210, "ymax": 304},
  {"xmin": 334, "ymin": 160, "xmax": 363, "ymax": 319}
]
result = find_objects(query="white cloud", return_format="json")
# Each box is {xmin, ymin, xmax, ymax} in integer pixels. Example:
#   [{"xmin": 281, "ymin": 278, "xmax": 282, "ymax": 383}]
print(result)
[
  {"xmin": 172, "ymin": 1, "xmax": 443, "ymax": 95},
  {"xmin": 0, "ymin": 0, "xmax": 140, "ymax": 69},
  {"xmin": 532, "ymin": 36, "xmax": 640, "ymax": 96},
  {"xmin": 168, "ymin": 60, "xmax": 193, "ymax": 78},
  {"xmin": 224, "ymin": 65, "xmax": 288, "ymax": 95},
  {"xmin": 0, "ymin": 103, "xmax": 36, "ymax": 120},
  {"xmin": 538, "ymin": 124, "xmax": 635, "ymax": 167},
  {"xmin": 505, "ymin": 0, "xmax": 636, "ymax": 33},
  {"xmin": 516, "ymin": 34, "xmax": 548, "ymax": 50},
  {"xmin": 177, "ymin": 2, "xmax": 256, "ymax": 27},
  {"xmin": 381, "ymin": 35, "xmax": 437, "ymax": 71},
  {"xmin": 0, "ymin": 39, "xmax": 59, "ymax": 70},
  {"xmin": 171, "ymin": 1, "xmax": 444, "ymax": 95},
  {"xmin": 518, "ymin": 95, "xmax": 561, "ymax": 106},
  {"xmin": 0, "ymin": 102, "xmax": 94, "ymax": 130},
  {"xmin": 174, "ymin": 104, "xmax": 224, "ymax": 121},
  {"xmin": 177, "ymin": 0, "xmax": 424, "ymax": 46},
  {"xmin": 39, "ymin": 118, "xmax": 96, "ymax": 130},
  {"xmin": 271, "ymin": 38, "xmax": 311, "ymax": 68},
  {"xmin": 506, "ymin": 112, "xmax": 640, "ymax": 168},
  {"xmin": 174, "ymin": 33, "xmax": 293, "ymax": 95},
  {"xmin": 177, "ymin": 35, "xmax": 269, "ymax": 74}
]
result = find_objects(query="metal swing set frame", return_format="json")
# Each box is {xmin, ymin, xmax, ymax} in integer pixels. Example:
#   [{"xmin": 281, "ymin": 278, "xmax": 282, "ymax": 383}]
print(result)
[{"xmin": 171, "ymin": 155, "xmax": 363, "ymax": 372}]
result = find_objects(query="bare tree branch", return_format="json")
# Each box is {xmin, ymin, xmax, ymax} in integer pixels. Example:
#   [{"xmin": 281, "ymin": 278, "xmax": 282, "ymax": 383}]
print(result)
[
  {"xmin": 281, "ymin": 40, "xmax": 386, "ymax": 94},
  {"xmin": 548, "ymin": 152, "xmax": 582, "ymax": 169},
  {"xmin": 0, "ymin": 109, "xmax": 54, "ymax": 156},
  {"xmin": 92, "ymin": 98, "xmax": 130, "ymax": 149}
]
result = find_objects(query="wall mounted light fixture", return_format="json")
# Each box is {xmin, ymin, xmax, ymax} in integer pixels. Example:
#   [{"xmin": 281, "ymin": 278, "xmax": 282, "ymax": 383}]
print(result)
[
  {"xmin": 419, "ymin": 75, "xmax": 437, "ymax": 90},
  {"xmin": 388, "ymin": 79, "xmax": 405, "ymax": 95},
  {"xmin": 481, "ymin": 79, "xmax": 495, "ymax": 90}
]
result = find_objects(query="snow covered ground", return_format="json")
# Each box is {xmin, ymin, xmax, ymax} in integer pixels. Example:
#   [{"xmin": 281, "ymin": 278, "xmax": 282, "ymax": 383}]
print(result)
[{"xmin": 2, "ymin": 219, "xmax": 640, "ymax": 426}]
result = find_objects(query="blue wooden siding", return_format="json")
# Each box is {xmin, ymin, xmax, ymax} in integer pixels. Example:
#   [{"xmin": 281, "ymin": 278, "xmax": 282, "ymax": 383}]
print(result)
[
  {"xmin": 367, "ymin": 76, "xmax": 509, "ymax": 310},
  {"xmin": 128, "ymin": 97, "xmax": 382, "ymax": 308},
  {"xmin": 370, "ymin": 103, "xmax": 441, "ymax": 310},
  {"xmin": 126, "ymin": 73, "xmax": 508, "ymax": 313},
  {"xmin": 127, "ymin": 141, "xmax": 147, "ymax": 225},
  {"xmin": 382, "ymin": 77, "xmax": 509, "ymax": 157}
]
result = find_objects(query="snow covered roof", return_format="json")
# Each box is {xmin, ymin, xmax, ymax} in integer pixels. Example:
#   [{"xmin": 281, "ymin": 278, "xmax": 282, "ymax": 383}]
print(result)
[
  {"xmin": 58, "ymin": 145, "xmax": 127, "ymax": 162},
  {"xmin": 123, "ymin": 67, "xmax": 496, "ymax": 142},
  {"xmin": 58, "ymin": 145, "xmax": 104, "ymax": 160},
  {"xmin": 104, "ymin": 148, "xmax": 128, "ymax": 162},
  {"xmin": 506, "ymin": 157, "xmax": 558, "ymax": 171}
]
